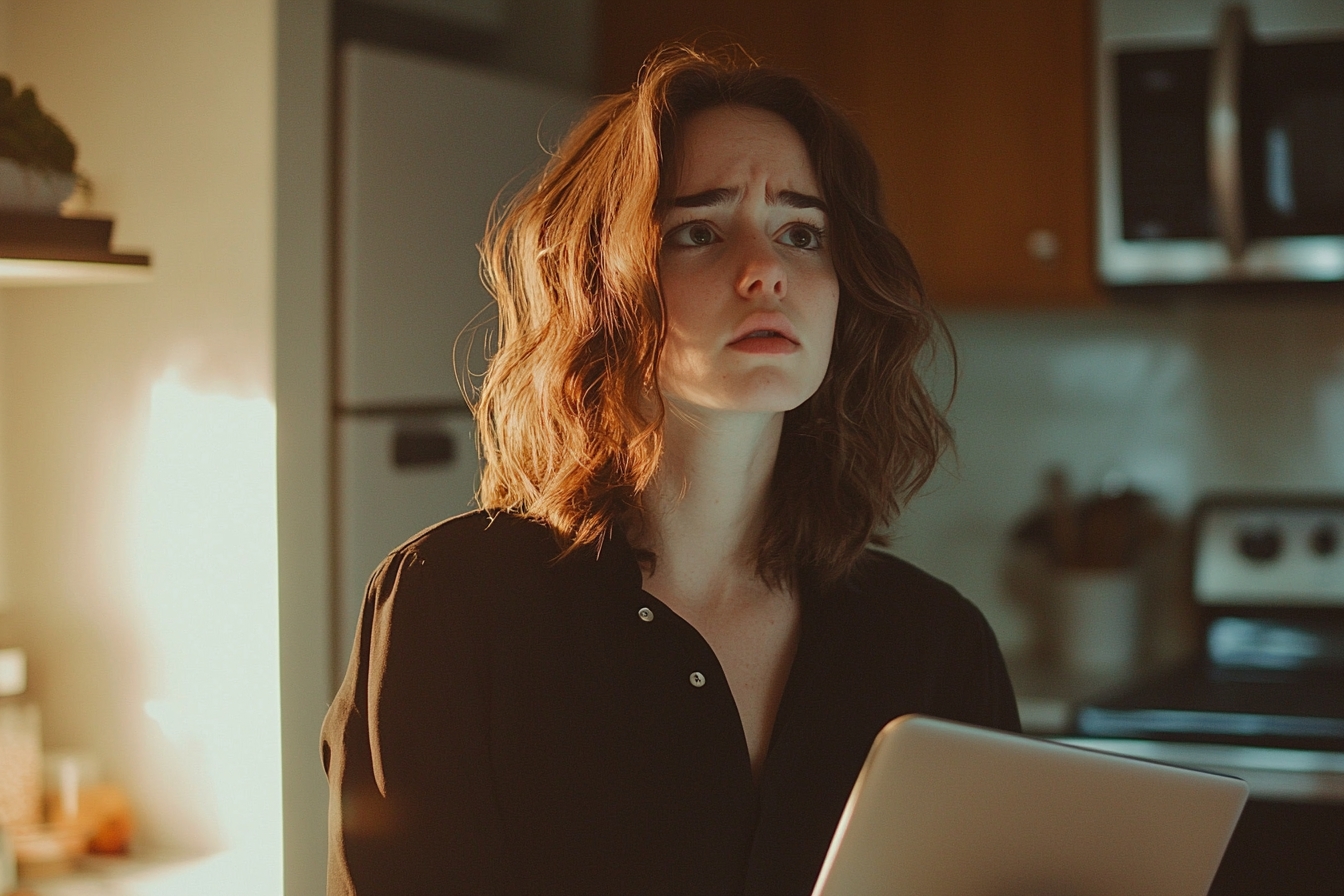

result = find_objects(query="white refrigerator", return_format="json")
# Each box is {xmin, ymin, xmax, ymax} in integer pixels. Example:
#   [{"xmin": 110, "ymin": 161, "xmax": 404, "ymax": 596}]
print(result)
[{"xmin": 336, "ymin": 42, "xmax": 589, "ymax": 670}]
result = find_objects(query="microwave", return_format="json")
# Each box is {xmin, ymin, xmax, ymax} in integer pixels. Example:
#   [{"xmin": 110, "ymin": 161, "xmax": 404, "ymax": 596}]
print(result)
[{"xmin": 1097, "ymin": 1, "xmax": 1344, "ymax": 286}]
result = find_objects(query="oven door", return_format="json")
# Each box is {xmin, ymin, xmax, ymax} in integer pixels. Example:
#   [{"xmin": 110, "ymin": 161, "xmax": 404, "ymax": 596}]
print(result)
[{"xmin": 1097, "ymin": 1, "xmax": 1344, "ymax": 286}]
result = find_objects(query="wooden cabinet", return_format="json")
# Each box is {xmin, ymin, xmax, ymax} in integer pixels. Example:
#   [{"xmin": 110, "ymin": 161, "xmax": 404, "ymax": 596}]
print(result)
[{"xmin": 598, "ymin": 0, "xmax": 1101, "ymax": 309}]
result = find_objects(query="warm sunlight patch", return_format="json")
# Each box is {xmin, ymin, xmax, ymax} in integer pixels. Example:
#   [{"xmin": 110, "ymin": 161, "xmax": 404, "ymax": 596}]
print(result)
[{"xmin": 131, "ymin": 372, "xmax": 281, "ymax": 894}]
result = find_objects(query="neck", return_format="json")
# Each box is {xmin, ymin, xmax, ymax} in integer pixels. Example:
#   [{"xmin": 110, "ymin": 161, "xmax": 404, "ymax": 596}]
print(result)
[{"xmin": 637, "ymin": 401, "xmax": 784, "ymax": 606}]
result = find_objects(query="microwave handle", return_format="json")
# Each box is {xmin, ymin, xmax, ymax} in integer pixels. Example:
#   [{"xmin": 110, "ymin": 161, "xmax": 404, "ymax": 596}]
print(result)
[{"xmin": 1208, "ymin": 4, "xmax": 1249, "ymax": 260}]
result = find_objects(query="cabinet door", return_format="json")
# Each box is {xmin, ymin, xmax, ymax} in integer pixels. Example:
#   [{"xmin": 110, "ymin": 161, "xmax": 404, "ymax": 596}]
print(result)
[
  {"xmin": 853, "ymin": 1, "xmax": 1099, "ymax": 308},
  {"xmin": 598, "ymin": 0, "xmax": 1100, "ymax": 309}
]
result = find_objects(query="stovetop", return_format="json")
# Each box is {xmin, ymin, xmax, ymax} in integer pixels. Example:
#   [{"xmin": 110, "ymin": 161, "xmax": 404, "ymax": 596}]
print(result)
[
  {"xmin": 1077, "ymin": 495, "xmax": 1344, "ymax": 753},
  {"xmin": 1078, "ymin": 661, "xmax": 1344, "ymax": 750}
]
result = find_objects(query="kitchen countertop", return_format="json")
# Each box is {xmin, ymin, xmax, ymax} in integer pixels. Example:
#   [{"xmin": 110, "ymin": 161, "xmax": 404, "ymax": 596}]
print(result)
[
  {"xmin": 1053, "ymin": 737, "xmax": 1344, "ymax": 804},
  {"xmin": 18, "ymin": 848, "xmax": 278, "ymax": 895},
  {"xmin": 1010, "ymin": 660, "xmax": 1344, "ymax": 804},
  {"xmin": 1009, "ymin": 660, "xmax": 1138, "ymax": 735}
]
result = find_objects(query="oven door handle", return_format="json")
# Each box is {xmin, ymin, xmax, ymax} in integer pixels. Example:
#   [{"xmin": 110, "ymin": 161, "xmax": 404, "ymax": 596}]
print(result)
[{"xmin": 1208, "ymin": 4, "xmax": 1249, "ymax": 262}]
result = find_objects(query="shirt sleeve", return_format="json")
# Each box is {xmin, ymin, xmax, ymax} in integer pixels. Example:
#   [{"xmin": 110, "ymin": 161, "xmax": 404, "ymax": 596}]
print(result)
[
  {"xmin": 322, "ymin": 545, "xmax": 505, "ymax": 896},
  {"xmin": 970, "ymin": 607, "xmax": 1022, "ymax": 733},
  {"xmin": 855, "ymin": 550, "xmax": 1022, "ymax": 735}
]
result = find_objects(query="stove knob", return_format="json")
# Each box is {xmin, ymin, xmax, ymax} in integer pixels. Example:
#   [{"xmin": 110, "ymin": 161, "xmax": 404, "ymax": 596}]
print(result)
[
  {"xmin": 1237, "ymin": 525, "xmax": 1283, "ymax": 562},
  {"xmin": 1310, "ymin": 522, "xmax": 1338, "ymax": 557}
]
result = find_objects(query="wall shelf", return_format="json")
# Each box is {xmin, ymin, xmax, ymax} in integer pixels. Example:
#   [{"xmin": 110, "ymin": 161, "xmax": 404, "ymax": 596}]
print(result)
[{"xmin": 0, "ymin": 212, "xmax": 151, "ymax": 286}]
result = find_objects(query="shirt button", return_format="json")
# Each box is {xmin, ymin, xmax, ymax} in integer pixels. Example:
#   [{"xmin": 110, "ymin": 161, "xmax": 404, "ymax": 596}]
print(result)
[
  {"xmin": 689, "ymin": 671, "xmax": 706, "ymax": 688},
  {"xmin": 637, "ymin": 607, "xmax": 654, "ymax": 622}
]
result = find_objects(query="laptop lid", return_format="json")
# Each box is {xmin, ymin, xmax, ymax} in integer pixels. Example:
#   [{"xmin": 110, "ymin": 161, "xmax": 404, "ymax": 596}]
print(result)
[{"xmin": 812, "ymin": 715, "xmax": 1248, "ymax": 896}]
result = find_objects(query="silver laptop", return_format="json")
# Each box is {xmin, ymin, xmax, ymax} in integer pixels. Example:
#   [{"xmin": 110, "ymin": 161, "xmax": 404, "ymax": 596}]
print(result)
[{"xmin": 812, "ymin": 715, "xmax": 1248, "ymax": 896}]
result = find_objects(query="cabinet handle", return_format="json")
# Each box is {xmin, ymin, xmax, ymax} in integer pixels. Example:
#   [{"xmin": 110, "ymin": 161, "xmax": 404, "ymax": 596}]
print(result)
[
  {"xmin": 393, "ymin": 426, "xmax": 456, "ymax": 468},
  {"xmin": 1208, "ymin": 4, "xmax": 1248, "ymax": 261},
  {"xmin": 1027, "ymin": 229, "xmax": 1061, "ymax": 264}
]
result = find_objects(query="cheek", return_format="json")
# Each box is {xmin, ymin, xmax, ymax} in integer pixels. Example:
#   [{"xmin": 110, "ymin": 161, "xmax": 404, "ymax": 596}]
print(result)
[
  {"xmin": 806, "ymin": 271, "xmax": 841, "ymax": 352},
  {"xmin": 820, "ymin": 279, "xmax": 839, "ymax": 330},
  {"xmin": 816, "ymin": 301, "xmax": 839, "ymax": 381},
  {"xmin": 659, "ymin": 263, "xmax": 717, "ymax": 343},
  {"xmin": 655, "ymin": 266, "xmax": 704, "ymax": 390}
]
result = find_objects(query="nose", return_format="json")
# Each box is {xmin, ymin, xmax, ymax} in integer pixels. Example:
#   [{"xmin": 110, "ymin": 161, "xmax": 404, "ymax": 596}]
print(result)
[{"xmin": 735, "ymin": 235, "xmax": 786, "ymax": 301}]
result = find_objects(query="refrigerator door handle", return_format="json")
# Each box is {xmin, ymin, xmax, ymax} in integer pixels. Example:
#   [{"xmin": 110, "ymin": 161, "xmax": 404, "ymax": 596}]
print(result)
[{"xmin": 392, "ymin": 425, "xmax": 457, "ymax": 468}]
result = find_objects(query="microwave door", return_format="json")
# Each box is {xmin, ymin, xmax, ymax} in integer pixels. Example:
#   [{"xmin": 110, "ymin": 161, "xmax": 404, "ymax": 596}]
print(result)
[
  {"xmin": 1103, "ymin": 45, "xmax": 1231, "ymax": 284},
  {"xmin": 1118, "ymin": 47, "xmax": 1216, "ymax": 244},
  {"xmin": 1241, "ymin": 39, "xmax": 1344, "ymax": 242}
]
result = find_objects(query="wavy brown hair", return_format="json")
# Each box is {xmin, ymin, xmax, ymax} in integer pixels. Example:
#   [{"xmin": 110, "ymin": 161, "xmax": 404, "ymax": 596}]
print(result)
[{"xmin": 474, "ymin": 45, "xmax": 953, "ymax": 589}]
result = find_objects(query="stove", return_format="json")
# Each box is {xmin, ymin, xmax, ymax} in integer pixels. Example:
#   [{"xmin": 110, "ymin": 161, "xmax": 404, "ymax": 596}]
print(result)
[
  {"xmin": 1076, "ymin": 495, "xmax": 1344, "ymax": 751},
  {"xmin": 1067, "ymin": 494, "xmax": 1344, "ymax": 896}
]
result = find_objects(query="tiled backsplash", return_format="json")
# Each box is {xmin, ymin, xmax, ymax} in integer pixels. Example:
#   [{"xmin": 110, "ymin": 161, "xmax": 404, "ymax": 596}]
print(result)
[{"xmin": 886, "ymin": 300, "xmax": 1344, "ymax": 656}]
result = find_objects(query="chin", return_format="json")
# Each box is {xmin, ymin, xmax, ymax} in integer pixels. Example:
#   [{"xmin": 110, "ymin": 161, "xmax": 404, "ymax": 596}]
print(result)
[
  {"xmin": 742, "ymin": 367, "xmax": 825, "ymax": 410},
  {"xmin": 703, "ymin": 377, "xmax": 822, "ymax": 414},
  {"xmin": 661, "ymin": 363, "xmax": 826, "ymax": 415},
  {"xmin": 731, "ymin": 390, "xmax": 814, "ymax": 413}
]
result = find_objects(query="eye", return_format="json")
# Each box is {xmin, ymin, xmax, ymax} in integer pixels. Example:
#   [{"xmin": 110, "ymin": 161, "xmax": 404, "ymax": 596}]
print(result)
[
  {"xmin": 779, "ymin": 223, "xmax": 824, "ymax": 250},
  {"xmin": 667, "ymin": 221, "xmax": 719, "ymax": 247}
]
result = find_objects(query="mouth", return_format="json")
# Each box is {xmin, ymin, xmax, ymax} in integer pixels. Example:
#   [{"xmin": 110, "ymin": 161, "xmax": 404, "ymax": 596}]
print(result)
[
  {"xmin": 728, "ymin": 314, "xmax": 801, "ymax": 346},
  {"xmin": 727, "ymin": 322, "xmax": 800, "ymax": 356},
  {"xmin": 730, "ymin": 329, "xmax": 798, "ymax": 345}
]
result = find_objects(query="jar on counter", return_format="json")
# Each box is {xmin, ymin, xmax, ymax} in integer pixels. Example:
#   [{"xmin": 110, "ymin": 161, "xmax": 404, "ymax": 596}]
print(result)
[{"xmin": 0, "ymin": 647, "xmax": 43, "ymax": 830}]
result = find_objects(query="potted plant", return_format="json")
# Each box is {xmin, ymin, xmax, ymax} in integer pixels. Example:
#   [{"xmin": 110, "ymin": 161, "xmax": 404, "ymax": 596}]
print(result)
[{"xmin": 0, "ymin": 76, "xmax": 79, "ymax": 214}]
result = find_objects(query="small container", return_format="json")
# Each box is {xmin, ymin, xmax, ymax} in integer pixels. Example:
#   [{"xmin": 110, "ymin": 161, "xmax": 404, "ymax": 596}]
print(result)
[
  {"xmin": 44, "ymin": 751, "xmax": 102, "ymax": 824},
  {"xmin": 0, "ymin": 158, "xmax": 77, "ymax": 214},
  {"xmin": 1057, "ymin": 569, "xmax": 1141, "ymax": 677},
  {"xmin": 42, "ymin": 752, "xmax": 133, "ymax": 857},
  {"xmin": 0, "ymin": 648, "xmax": 43, "ymax": 830}
]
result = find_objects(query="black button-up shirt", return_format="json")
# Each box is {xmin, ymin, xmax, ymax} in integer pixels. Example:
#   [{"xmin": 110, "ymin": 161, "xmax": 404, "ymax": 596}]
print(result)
[{"xmin": 323, "ymin": 511, "xmax": 1020, "ymax": 895}]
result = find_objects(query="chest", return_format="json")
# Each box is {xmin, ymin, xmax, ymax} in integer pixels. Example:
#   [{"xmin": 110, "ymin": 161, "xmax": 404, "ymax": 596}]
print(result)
[
  {"xmin": 470, "ymin": 577, "xmax": 981, "ymax": 895},
  {"xmin": 666, "ymin": 590, "xmax": 800, "ymax": 767}
]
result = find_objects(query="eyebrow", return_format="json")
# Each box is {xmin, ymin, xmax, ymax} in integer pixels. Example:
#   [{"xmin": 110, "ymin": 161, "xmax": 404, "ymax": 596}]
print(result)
[
  {"xmin": 670, "ymin": 188, "xmax": 736, "ymax": 209},
  {"xmin": 776, "ymin": 189, "xmax": 828, "ymax": 212},
  {"xmin": 668, "ymin": 187, "xmax": 828, "ymax": 213}
]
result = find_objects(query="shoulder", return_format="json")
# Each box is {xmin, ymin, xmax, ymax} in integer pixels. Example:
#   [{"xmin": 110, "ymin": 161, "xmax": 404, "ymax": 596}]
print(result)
[
  {"xmin": 394, "ymin": 509, "xmax": 559, "ymax": 569},
  {"xmin": 831, "ymin": 548, "xmax": 1021, "ymax": 731},
  {"xmin": 839, "ymin": 548, "xmax": 992, "ymax": 637},
  {"xmin": 363, "ymin": 510, "xmax": 564, "ymax": 622}
]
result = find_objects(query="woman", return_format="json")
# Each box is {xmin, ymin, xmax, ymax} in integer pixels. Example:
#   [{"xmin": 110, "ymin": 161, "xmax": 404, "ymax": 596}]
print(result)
[{"xmin": 323, "ymin": 46, "xmax": 1019, "ymax": 896}]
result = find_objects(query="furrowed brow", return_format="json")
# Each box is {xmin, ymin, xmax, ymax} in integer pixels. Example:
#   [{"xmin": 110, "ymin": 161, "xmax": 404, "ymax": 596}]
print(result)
[
  {"xmin": 670, "ymin": 188, "xmax": 738, "ymax": 209},
  {"xmin": 774, "ymin": 189, "xmax": 828, "ymax": 213}
]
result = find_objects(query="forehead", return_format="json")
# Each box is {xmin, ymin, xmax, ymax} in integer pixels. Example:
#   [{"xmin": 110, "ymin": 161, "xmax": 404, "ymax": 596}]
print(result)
[{"xmin": 670, "ymin": 105, "xmax": 819, "ymax": 195}]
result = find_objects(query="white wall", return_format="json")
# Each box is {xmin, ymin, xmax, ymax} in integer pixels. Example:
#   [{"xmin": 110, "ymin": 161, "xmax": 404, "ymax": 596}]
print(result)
[
  {"xmin": 890, "ymin": 301, "xmax": 1344, "ymax": 656},
  {"xmin": 0, "ymin": 1, "xmax": 285, "ymax": 889}
]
